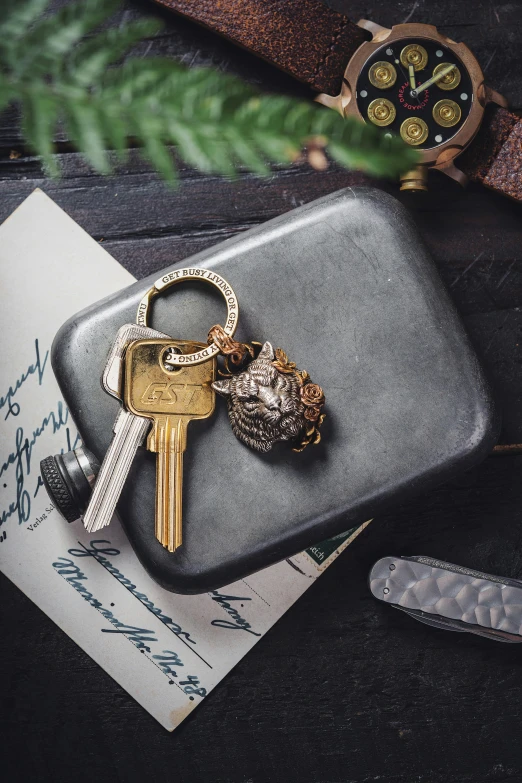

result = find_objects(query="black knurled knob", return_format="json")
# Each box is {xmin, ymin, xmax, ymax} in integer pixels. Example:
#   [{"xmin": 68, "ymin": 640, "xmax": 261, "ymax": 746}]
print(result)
[{"xmin": 40, "ymin": 455, "xmax": 79, "ymax": 522}]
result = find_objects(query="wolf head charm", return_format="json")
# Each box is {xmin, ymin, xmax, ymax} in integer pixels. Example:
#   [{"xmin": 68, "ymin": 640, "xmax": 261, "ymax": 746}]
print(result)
[{"xmin": 212, "ymin": 341, "xmax": 325, "ymax": 453}]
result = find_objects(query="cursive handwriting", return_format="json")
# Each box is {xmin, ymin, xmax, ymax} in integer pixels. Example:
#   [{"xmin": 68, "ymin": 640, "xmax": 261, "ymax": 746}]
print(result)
[
  {"xmin": 0, "ymin": 401, "xmax": 80, "ymax": 528},
  {"xmin": 53, "ymin": 555, "xmax": 207, "ymax": 697},
  {"xmin": 210, "ymin": 591, "xmax": 261, "ymax": 636},
  {"xmin": 151, "ymin": 653, "xmax": 206, "ymax": 697},
  {"xmin": 153, "ymin": 649, "xmax": 184, "ymax": 676},
  {"xmin": 101, "ymin": 622, "xmax": 159, "ymax": 649},
  {"xmin": 53, "ymin": 557, "xmax": 157, "ymax": 650},
  {"xmin": 66, "ymin": 540, "xmax": 197, "ymax": 646},
  {"xmin": 0, "ymin": 338, "xmax": 49, "ymax": 420}
]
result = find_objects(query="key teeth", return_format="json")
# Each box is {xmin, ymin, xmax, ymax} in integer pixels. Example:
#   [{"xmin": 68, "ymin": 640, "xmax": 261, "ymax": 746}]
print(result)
[
  {"xmin": 83, "ymin": 412, "xmax": 151, "ymax": 534},
  {"xmin": 84, "ymin": 516, "xmax": 111, "ymax": 534}
]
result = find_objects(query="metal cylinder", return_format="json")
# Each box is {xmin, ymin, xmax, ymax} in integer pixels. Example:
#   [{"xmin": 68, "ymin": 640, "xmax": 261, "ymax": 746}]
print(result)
[
  {"xmin": 40, "ymin": 446, "xmax": 99, "ymax": 522},
  {"xmin": 400, "ymin": 117, "xmax": 429, "ymax": 146},
  {"xmin": 368, "ymin": 61, "xmax": 397, "ymax": 89},
  {"xmin": 367, "ymin": 98, "xmax": 396, "ymax": 127},
  {"xmin": 400, "ymin": 166, "xmax": 429, "ymax": 192},
  {"xmin": 433, "ymin": 99, "xmax": 461, "ymax": 127},
  {"xmin": 400, "ymin": 44, "xmax": 428, "ymax": 71},
  {"xmin": 433, "ymin": 62, "xmax": 461, "ymax": 90}
]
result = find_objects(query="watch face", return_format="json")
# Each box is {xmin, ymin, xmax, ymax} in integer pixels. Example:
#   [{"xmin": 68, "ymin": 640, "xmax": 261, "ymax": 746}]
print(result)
[{"xmin": 355, "ymin": 37, "xmax": 473, "ymax": 151}]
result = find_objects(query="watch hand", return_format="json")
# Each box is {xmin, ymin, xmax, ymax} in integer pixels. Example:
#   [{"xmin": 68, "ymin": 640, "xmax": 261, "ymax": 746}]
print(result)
[
  {"xmin": 408, "ymin": 64, "xmax": 416, "ymax": 90},
  {"xmin": 411, "ymin": 63, "xmax": 454, "ymax": 97},
  {"xmin": 395, "ymin": 59, "xmax": 421, "ymax": 106}
]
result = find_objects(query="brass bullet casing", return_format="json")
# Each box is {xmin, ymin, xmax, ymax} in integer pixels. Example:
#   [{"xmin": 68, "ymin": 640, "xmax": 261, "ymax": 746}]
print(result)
[
  {"xmin": 433, "ymin": 99, "xmax": 461, "ymax": 127},
  {"xmin": 367, "ymin": 98, "xmax": 396, "ymax": 127},
  {"xmin": 400, "ymin": 117, "xmax": 429, "ymax": 146},
  {"xmin": 400, "ymin": 44, "xmax": 428, "ymax": 71},
  {"xmin": 433, "ymin": 62, "xmax": 461, "ymax": 90},
  {"xmin": 368, "ymin": 61, "xmax": 397, "ymax": 89}
]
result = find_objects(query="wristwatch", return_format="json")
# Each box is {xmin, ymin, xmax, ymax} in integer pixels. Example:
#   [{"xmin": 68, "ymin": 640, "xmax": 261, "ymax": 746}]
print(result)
[{"xmin": 153, "ymin": 0, "xmax": 521, "ymax": 201}]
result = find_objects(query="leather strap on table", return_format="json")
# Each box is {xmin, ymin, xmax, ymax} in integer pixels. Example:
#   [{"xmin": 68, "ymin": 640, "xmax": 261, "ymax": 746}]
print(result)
[
  {"xmin": 153, "ymin": 0, "xmax": 370, "ymax": 95},
  {"xmin": 460, "ymin": 107, "xmax": 522, "ymax": 203}
]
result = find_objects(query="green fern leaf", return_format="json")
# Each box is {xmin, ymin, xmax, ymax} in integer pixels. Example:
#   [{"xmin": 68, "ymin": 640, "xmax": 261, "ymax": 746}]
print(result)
[
  {"xmin": 69, "ymin": 20, "xmax": 162, "ymax": 87},
  {"xmin": 163, "ymin": 119, "xmax": 217, "ymax": 173},
  {"xmin": 96, "ymin": 103, "xmax": 129, "ymax": 161},
  {"xmin": 65, "ymin": 99, "xmax": 112, "ymax": 174},
  {"xmin": 8, "ymin": 0, "xmax": 120, "ymax": 77},
  {"xmin": 0, "ymin": 0, "xmax": 49, "ymax": 39},
  {"xmin": 140, "ymin": 134, "xmax": 177, "ymax": 185},
  {"xmin": 20, "ymin": 83, "xmax": 59, "ymax": 176},
  {"xmin": 0, "ymin": 75, "xmax": 14, "ymax": 113},
  {"xmin": 252, "ymin": 133, "xmax": 299, "ymax": 165},
  {"xmin": 2, "ymin": 0, "xmax": 420, "ymax": 185},
  {"xmin": 228, "ymin": 132, "xmax": 270, "ymax": 176}
]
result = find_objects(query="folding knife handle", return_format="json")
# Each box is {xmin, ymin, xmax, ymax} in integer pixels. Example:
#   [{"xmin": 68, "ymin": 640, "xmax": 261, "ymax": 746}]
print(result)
[{"xmin": 369, "ymin": 555, "xmax": 522, "ymax": 643}]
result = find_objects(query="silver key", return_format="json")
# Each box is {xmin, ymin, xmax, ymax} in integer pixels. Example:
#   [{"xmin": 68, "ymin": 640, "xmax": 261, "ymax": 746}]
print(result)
[{"xmin": 83, "ymin": 323, "xmax": 169, "ymax": 533}]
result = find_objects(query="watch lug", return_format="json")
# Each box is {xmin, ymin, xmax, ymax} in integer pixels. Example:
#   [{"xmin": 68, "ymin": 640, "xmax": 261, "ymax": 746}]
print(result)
[
  {"xmin": 432, "ymin": 147, "xmax": 468, "ymax": 187},
  {"xmin": 436, "ymin": 161, "xmax": 468, "ymax": 188},
  {"xmin": 315, "ymin": 82, "xmax": 352, "ymax": 118},
  {"xmin": 357, "ymin": 19, "xmax": 391, "ymax": 40},
  {"xmin": 484, "ymin": 85, "xmax": 509, "ymax": 108}
]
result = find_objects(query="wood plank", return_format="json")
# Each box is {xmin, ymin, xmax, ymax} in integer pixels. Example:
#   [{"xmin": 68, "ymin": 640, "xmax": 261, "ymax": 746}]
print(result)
[{"xmin": 0, "ymin": 151, "xmax": 521, "ymax": 267}]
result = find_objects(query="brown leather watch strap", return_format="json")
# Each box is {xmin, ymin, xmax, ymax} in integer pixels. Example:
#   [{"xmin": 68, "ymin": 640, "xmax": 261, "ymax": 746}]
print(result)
[
  {"xmin": 460, "ymin": 107, "xmax": 522, "ymax": 203},
  {"xmin": 153, "ymin": 0, "xmax": 369, "ymax": 95}
]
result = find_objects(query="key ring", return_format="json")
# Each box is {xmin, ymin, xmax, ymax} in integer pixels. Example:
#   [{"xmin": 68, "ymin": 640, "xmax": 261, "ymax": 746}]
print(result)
[{"xmin": 136, "ymin": 267, "xmax": 239, "ymax": 366}]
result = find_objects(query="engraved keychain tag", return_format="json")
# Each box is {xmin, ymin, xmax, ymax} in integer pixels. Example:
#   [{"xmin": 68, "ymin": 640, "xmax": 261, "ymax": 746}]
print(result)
[{"xmin": 137, "ymin": 266, "xmax": 327, "ymax": 455}]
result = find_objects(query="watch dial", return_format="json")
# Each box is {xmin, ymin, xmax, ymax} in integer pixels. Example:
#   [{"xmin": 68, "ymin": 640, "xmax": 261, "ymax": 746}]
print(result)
[{"xmin": 355, "ymin": 38, "xmax": 473, "ymax": 150}]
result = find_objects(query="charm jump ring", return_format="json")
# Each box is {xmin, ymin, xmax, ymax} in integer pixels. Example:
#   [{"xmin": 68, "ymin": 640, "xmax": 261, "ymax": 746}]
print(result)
[{"xmin": 136, "ymin": 267, "xmax": 239, "ymax": 366}]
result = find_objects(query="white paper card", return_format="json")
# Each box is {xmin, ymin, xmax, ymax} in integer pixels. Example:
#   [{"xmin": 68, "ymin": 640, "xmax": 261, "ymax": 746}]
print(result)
[{"xmin": 0, "ymin": 190, "xmax": 368, "ymax": 730}]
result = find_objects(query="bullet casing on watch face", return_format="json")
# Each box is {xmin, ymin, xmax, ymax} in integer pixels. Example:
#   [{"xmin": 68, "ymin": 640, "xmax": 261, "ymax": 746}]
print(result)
[{"xmin": 356, "ymin": 37, "xmax": 473, "ymax": 151}]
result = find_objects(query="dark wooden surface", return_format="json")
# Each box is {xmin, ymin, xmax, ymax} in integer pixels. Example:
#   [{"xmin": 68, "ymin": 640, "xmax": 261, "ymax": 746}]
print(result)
[{"xmin": 2, "ymin": 2, "xmax": 522, "ymax": 781}]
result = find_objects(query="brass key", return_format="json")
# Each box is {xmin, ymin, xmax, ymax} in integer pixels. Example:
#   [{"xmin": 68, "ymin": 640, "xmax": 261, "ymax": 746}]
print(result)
[{"xmin": 124, "ymin": 338, "xmax": 216, "ymax": 552}]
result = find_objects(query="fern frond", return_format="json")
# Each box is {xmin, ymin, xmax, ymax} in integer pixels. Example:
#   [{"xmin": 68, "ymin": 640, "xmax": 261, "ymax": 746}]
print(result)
[
  {"xmin": 0, "ymin": 0, "xmax": 49, "ymax": 40},
  {"xmin": 20, "ymin": 83, "xmax": 59, "ymax": 176},
  {"xmin": 65, "ymin": 98, "xmax": 112, "ymax": 174},
  {"xmin": 0, "ymin": 0, "xmax": 420, "ymax": 183},
  {"xmin": 69, "ymin": 20, "xmax": 162, "ymax": 87}
]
